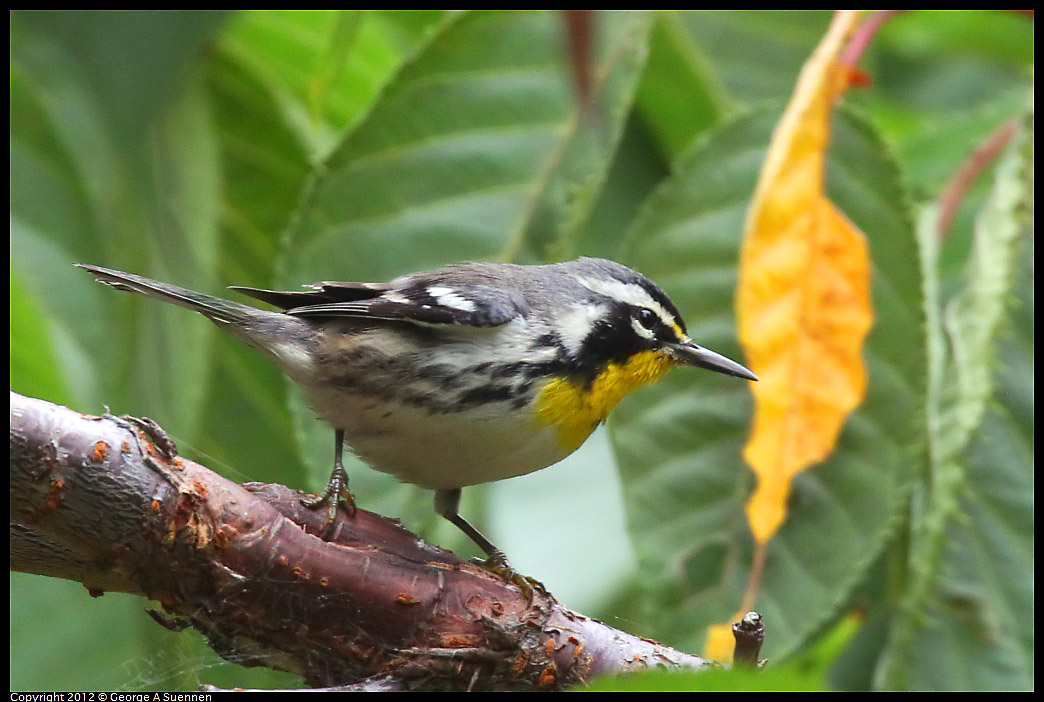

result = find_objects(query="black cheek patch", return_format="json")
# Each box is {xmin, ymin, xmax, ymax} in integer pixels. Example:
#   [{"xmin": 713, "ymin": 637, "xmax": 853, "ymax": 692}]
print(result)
[{"xmin": 568, "ymin": 310, "xmax": 648, "ymax": 385}]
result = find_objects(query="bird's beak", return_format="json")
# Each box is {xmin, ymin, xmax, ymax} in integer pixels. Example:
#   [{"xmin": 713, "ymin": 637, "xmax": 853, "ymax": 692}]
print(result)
[{"xmin": 666, "ymin": 341, "xmax": 758, "ymax": 381}]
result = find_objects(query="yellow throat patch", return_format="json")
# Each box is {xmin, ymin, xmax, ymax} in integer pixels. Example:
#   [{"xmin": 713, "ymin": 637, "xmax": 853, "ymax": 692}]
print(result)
[{"xmin": 536, "ymin": 350, "xmax": 675, "ymax": 451}]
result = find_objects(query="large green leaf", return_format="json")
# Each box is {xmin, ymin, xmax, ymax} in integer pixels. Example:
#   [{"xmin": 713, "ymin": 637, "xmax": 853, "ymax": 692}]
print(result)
[
  {"xmin": 610, "ymin": 105, "xmax": 924, "ymax": 659},
  {"xmin": 876, "ymin": 102, "xmax": 1033, "ymax": 691},
  {"xmin": 282, "ymin": 10, "xmax": 651, "ymax": 277},
  {"xmin": 9, "ymin": 271, "xmax": 72, "ymax": 407},
  {"xmin": 678, "ymin": 10, "xmax": 1033, "ymax": 281},
  {"xmin": 581, "ymin": 665, "xmax": 826, "ymax": 692},
  {"xmin": 219, "ymin": 10, "xmax": 443, "ymax": 161},
  {"xmin": 278, "ymin": 10, "xmax": 652, "ymax": 537},
  {"xmin": 189, "ymin": 12, "xmax": 441, "ymax": 489},
  {"xmin": 171, "ymin": 49, "xmax": 316, "ymax": 487},
  {"xmin": 14, "ymin": 10, "xmax": 232, "ymax": 157},
  {"xmin": 10, "ymin": 12, "xmax": 233, "ymax": 692},
  {"xmin": 11, "ymin": 13, "xmax": 225, "ymax": 438},
  {"xmin": 679, "ymin": 11, "xmax": 833, "ymax": 106},
  {"xmin": 11, "ymin": 10, "xmax": 1032, "ymax": 692},
  {"xmin": 633, "ymin": 12, "xmax": 731, "ymax": 158}
]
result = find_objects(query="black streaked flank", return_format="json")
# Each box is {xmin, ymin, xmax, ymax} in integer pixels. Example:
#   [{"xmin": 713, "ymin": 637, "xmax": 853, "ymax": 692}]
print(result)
[{"xmin": 455, "ymin": 384, "xmax": 517, "ymax": 407}]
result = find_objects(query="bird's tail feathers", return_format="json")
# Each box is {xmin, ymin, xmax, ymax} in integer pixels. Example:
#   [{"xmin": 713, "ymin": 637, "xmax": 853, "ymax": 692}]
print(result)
[{"xmin": 75, "ymin": 263, "xmax": 262, "ymax": 326}]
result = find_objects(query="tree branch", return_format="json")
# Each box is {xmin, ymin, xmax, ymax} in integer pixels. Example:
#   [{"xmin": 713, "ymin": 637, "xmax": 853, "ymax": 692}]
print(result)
[{"xmin": 11, "ymin": 391, "xmax": 730, "ymax": 691}]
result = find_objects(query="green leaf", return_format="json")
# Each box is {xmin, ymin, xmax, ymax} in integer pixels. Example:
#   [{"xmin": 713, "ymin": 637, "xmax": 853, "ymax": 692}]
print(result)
[
  {"xmin": 678, "ymin": 11, "xmax": 833, "ymax": 106},
  {"xmin": 583, "ymin": 610, "xmax": 854, "ymax": 691},
  {"xmin": 307, "ymin": 11, "xmax": 366, "ymax": 123},
  {"xmin": 279, "ymin": 10, "xmax": 652, "ymax": 525},
  {"xmin": 206, "ymin": 51, "xmax": 313, "ymax": 284},
  {"xmin": 9, "ymin": 575, "xmax": 153, "ymax": 690},
  {"xmin": 635, "ymin": 11, "xmax": 732, "ymax": 157},
  {"xmin": 220, "ymin": 10, "xmax": 445, "ymax": 161},
  {"xmin": 870, "ymin": 11, "xmax": 1033, "ymax": 103},
  {"xmin": 580, "ymin": 663, "xmax": 827, "ymax": 692},
  {"xmin": 12, "ymin": 10, "xmax": 1032, "ymax": 693},
  {"xmin": 887, "ymin": 90, "xmax": 1027, "ymax": 198},
  {"xmin": 943, "ymin": 112, "xmax": 1033, "ymax": 442},
  {"xmin": 11, "ymin": 15, "xmax": 224, "ymax": 437},
  {"xmin": 610, "ymin": 105, "xmax": 924, "ymax": 660},
  {"xmin": 877, "ymin": 101, "xmax": 1033, "ymax": 691},
  {"xmin": 843, "ymin": 11, "xmax": 1033, "ymax": 281},
  {"xmin": 13, "ymin": 10, "xmax": 232, "ymax": 158},
  {"xmin": 10, "ymin": 271, "xmax": 72, "ymax": 407},
  {"xmin": 573, "ymin": 116, "xmax": 672, "ymax": 272},
  {"xmin": 283, "ymin": 10, "xmax": 651, "ymax": 277},
  {"xmin": 179, "ymin": 49, "xmax": 316, "ymax": 485},
  {"xmin": 11, "ymin": 15, "xmax": 236, "ymax": 690}
]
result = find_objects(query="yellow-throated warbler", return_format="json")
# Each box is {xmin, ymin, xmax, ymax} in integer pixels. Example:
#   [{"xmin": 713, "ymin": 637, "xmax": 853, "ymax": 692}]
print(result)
[{"xmin": 77, "ymin": 259, "xmax": 756, "ymax": 587}]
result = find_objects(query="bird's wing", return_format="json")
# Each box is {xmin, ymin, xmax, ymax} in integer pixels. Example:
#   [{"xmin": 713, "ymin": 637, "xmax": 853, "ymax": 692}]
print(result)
[{"xmin": 231, "ymin": 278, "xmax": 522, "ymax": 328}]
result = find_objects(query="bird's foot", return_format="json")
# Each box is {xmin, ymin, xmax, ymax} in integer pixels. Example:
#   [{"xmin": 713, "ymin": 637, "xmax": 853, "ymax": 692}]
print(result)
[
  {"xmin": 471, "ymin": 550, "xmax": 548, "ymax": 604},
  {"xmin": 302, "ymin": 466, "xmax": 356, "ymax": 535}
]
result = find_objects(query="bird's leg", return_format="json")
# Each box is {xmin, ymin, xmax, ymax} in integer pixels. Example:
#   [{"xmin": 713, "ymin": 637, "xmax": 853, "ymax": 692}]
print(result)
[
  {"xmin": 302, "ymin": 429, "xmax": 357, "ymax": 529},
  {"xmin": 434, "ymin": 488, "xmax": 545, "ymax": 602}
]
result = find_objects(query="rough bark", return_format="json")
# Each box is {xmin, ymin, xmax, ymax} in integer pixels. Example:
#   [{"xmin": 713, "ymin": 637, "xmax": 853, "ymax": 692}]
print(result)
[{"xmin": 10, "ymin": 392, "xmax": 724, "ymax": 691}]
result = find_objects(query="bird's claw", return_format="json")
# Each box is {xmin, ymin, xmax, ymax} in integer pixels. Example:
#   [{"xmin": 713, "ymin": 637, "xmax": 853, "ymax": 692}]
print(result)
[
  {"xmin": 302, "ymin": 466, "xmax": 356, "ymax": 534},
  {"xmin": 470, "ymin": 551, "xmax": 547, "ymax": 603}
]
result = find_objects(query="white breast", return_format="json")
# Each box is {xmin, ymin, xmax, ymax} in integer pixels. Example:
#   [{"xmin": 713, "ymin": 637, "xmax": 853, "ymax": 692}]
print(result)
[
  {"xmin": 290, "ymin": 317, "xmax": 577, "ymax": 489},
  {"xmin": 304, "ymin": 384, "xmax": 572, "ymax": 489}
]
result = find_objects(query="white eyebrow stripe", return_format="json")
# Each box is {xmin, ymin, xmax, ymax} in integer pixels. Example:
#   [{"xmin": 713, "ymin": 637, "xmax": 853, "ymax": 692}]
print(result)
[
  {"xmin": 577, "ymin": 276, "xmax": 677, "ymax": 329},
  {"xmin": 555, "ymin": 302, "xmax": 608, "ymax": 357},
  {"xmin": 427, "ymin": 286, "xmax": 477, "ymax": 312}
]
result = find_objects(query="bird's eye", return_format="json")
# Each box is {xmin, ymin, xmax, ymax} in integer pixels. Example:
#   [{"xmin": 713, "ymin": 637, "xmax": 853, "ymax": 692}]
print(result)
[{"xmin": 636, "ymin": 307, "xmax": 658, "ymax": 330}]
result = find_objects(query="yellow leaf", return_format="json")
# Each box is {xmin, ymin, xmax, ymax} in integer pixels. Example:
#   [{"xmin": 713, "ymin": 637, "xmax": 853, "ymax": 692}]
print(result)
[
  {"xmin": 736, "ymin": 10, "xmax": 873, "ymax": 545},
  {"xmin": 704, "ymin": 614, "xmax": 744, "ymax": 664}
]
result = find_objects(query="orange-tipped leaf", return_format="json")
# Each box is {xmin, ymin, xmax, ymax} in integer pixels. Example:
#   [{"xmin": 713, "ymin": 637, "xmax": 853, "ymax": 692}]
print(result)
[{"xmin": 737, "ymin": 10, "xmax": 873, "ymax": 545}]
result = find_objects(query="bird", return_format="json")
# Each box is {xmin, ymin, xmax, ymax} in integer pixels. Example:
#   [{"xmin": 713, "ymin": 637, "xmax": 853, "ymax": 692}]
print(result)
[{"xmin": 76, "ymin": 258, "xmax": 756, "ymax": 592}]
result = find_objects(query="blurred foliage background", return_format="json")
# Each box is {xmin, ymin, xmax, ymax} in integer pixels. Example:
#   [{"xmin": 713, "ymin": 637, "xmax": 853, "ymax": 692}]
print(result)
[{"xmin": 10, "ymin": 10, "xmax": 1033, "ymax": 691}]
